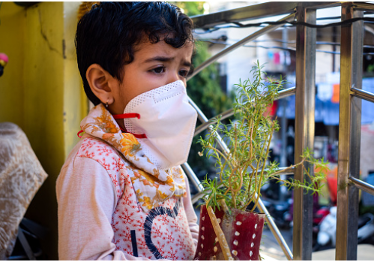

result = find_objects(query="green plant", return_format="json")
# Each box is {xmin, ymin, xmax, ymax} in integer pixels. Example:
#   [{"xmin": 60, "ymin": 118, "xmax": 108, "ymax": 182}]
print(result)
[{"xmin": 198, "ymin": 61, "xmax": 328, "ymax": 212}]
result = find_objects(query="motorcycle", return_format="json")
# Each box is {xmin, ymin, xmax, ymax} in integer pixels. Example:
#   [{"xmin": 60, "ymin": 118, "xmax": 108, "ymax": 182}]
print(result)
[
  {"xmin": 312, "ymin": 206, "xmax": 330, "ymax": 247},
  {"xmin": 314, "ymin": 206, "xmax": 374, "ymax": 251}
]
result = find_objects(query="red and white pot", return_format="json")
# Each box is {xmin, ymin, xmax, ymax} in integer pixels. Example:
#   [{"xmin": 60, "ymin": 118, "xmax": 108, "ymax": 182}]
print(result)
[{"xmin": 194, "ymin": 205, "xmax": 265, "ymax": 260}]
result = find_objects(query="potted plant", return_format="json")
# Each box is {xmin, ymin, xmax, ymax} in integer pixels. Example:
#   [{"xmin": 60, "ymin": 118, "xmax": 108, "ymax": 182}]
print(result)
[{"xmin": 193, "ymin": 62, "xmax": 328, "ymax": 260}]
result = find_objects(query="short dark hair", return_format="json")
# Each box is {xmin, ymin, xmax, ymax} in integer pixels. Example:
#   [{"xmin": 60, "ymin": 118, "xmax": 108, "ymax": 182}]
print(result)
[{"xmin": 75, "ymin": 2, "xmax": 194, "ymax": 105}]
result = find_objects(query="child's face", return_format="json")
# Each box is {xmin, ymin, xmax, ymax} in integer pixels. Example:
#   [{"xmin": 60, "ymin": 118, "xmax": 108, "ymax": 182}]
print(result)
[{"xmin": 110, "ymin": 37, "xmax": 194, "ymax": 115}]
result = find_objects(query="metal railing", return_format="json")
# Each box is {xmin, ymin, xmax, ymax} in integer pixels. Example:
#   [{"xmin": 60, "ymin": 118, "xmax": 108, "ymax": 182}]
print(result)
[
  {"xmin": 181, "ymin": 1, "xmax": 374, "ymax": 260},
  {"xmin": 336, "ymin": 2, "xmax": 374, "ymax": 259},
  {"xmin": 183, "ymin": 94, "xmax": 295, "ymax": 260}
]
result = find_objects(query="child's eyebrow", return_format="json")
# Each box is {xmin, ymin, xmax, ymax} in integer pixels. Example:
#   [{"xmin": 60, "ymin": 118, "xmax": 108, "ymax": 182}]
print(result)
[{"xmin": 143, "ymin": 56, "xmax": 192, "ymax": 67}]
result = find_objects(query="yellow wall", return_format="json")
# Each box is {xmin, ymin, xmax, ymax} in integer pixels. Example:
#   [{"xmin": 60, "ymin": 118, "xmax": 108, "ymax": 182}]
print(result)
[
  {"xmin": 0, "ymin": 2, "xmax": 25, "ymax": 127},
  {"xmin": 0, "ymin": 2, "xmax": 85, "ymax": 259},
  {"xmin": 63, "ymin": 2, "xmax": 88, "ymax": 157}
]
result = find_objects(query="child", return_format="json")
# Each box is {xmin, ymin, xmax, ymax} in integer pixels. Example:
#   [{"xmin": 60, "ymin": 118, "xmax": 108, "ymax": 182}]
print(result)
[{"xmin": 56, "ymin": 2, "xmax": 199, "ymax": 260}]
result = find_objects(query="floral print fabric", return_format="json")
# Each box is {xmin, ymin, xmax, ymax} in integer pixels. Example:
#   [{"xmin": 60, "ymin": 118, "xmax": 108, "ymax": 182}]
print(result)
[
  {"xmin": 80, "ymin": 104, "xmax": 186, "ymax": 213},
  {"xmin": 74, "ymin": 137, "xmax": 196, "ymax": 259}
]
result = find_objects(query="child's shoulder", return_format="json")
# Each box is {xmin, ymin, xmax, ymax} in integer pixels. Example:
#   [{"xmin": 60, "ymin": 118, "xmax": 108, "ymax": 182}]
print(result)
[
  {"xmin": 58, "ymin": 135, "xmax": 128, "ymax": 205},
  {"xmin": 62, "ymin": 135, "xmax": 122, "ymax": 172},
  {"xmin": 75, "ymin": 135, "xmax": 122, "ymax": 163},
  {"xmin": 77, "ymin": 136, "xmax": 114, "ymax": 155}
]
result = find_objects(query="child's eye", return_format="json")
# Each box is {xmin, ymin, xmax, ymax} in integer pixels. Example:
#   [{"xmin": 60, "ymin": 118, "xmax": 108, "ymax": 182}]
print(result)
[
  {"xmin": 151, "ymin": 67, "xmax": 165, "ymax": 74},
  {"xmin": 179, "ymin": 69, "xmax": 190, "ymax": 78}
]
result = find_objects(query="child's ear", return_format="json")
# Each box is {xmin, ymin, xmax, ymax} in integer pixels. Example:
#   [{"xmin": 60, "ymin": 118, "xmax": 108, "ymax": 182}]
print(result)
[{"xmin": 86, "ymin": 64, "xmax": 117, "ymax": 105}]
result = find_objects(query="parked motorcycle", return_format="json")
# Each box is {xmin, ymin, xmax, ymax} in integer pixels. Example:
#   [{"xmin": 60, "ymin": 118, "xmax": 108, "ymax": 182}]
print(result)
[
  {"xmin": 313, "ymin": 206, "xmax": 374, "ymax": 251},
  {"xmin": 312, "ymin": 206, "xmax": 330, "ymax": 247}
]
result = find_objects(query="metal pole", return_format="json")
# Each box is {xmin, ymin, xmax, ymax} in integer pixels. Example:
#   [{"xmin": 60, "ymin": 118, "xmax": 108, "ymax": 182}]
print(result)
[
  {"xmin": 336, "ymin": 3, "xmax": 363, "ymax": 260},
  {"xmin": 349, "ymin": 176, "xmax": 374, "ymax": 196},
  {"xmin": 293, "ymin": 4, "xmax": 316, "ymax": 260},
  {"xmin": 188, "ymin": 13, "xmax": 295, "ymax": 80},
  {"xmin": 256, "ymin": 193, "xmax": 293, "ymax": 260},
  {"xmin": 181, "ymin": 162, "xmax": 204, "ymax": 192},
  {"xmin": 188, "ymin": 98, "xmax": 230, "ymax": 154},
  {"xmin": 353, "ymin": 2, "xmax": 374, "ymax": 11},
  {"xmin": 280, "ymin": 27, "xmax": 289, "ymax": 202},
  {"xmin": 351, "ymin": 87, "xmax": 374, "ymax": 103},
  {"xmin": 193, "ymin": 86, "xmax": 296, "ymax": 137},
  {"xmin": 347, "ymin": 6, "xmax": 363, "ymax": 260},
  {"xmin": 335, "ymin": 4, "xmax": 351, "ymax": 258},
  {"xmin": 281, "ymin": 27, "xmax": 289, "ymax": 170},
  {"xmin": 191, "ymin": 2, "xmax": 341, "ymax": 29}
]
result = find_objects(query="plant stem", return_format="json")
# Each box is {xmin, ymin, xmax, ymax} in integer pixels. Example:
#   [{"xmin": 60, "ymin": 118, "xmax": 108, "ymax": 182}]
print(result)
[
  {"xmin": 219, "ymin": 199, "xmax": 230, "ymax": 215},
  {"xmin": 206, "ymin": 145, "xmax": 234, "ymax": 170},
  {"xmin": 251, "ymin": 121, "xmax": 274, "ymax": 212},
  {"xmin": 206, "ymin": 205, "xmax": 233, "ymax": 260}
]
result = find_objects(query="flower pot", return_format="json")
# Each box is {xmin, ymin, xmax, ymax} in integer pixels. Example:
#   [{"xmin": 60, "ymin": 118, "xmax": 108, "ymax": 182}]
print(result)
[{"xmin": 194, "ymin": 205, "xmax": 265, "ymax": 260}]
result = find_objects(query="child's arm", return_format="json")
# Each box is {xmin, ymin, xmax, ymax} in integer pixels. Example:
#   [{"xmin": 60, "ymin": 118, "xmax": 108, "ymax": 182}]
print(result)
[
  {"xmin": 57, "ymin": 156, "xmax": 149, "ymax": 260},
  {"xmin": 181, "ymin": 173, "xmax": 199, "ymax": 247}
]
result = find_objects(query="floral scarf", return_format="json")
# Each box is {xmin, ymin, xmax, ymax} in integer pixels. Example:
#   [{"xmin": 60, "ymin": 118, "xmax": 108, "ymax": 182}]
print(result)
[{"xmin": 80, "ymin": 104, "xmax": 187, "ymax": 212}]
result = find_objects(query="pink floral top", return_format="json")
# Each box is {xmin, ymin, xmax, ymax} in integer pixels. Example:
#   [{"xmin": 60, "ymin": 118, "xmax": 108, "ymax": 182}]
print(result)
[{"xmin": 56, "ymin": 105, "xmax": 198, "ymax": 260}]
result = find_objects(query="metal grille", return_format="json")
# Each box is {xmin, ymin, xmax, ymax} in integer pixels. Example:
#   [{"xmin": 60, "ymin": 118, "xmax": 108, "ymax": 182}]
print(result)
[{"xmin": 181, "ymin": 1, "xmax": 374, "ymax": 260}]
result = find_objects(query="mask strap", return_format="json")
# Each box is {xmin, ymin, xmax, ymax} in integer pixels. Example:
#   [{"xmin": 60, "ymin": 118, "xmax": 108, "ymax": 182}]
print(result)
[
  {"xmin": 113, "ymin": 113, "xmax": 141, "ymax": 120},
  {"xmin": 77, "ymin": 130, "xmax": 84, "ymax": 138},
  {"xmin": 112, "ymin": 113, "xmax": 147, "ymax": 139}
]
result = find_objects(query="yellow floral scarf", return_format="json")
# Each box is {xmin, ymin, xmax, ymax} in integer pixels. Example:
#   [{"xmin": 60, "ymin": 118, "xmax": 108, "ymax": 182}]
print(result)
[{"xmin": 80, "ymin": 104, "xmax": 187, "ymax": 212}]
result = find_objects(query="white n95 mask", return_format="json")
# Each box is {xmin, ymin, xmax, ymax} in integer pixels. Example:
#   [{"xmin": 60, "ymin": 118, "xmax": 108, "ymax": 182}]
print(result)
[{"xmin": 115, "ymin": 80, "xmax": 197, "ymax": 170}]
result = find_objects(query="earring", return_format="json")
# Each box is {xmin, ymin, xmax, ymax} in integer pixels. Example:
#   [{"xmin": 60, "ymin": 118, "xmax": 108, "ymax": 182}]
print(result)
[{"xmin": 105, "ymin": 99, "xmax": 109, "ymax": 108}]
